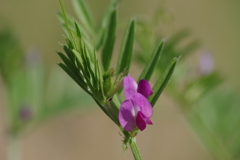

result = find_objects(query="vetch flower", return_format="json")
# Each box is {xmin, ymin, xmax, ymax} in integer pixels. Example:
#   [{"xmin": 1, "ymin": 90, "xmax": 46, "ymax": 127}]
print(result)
[
  {"xmin": 119, "ymin": 75, "xmax": 153, "ymax": 132},
  {"xmin": 199, "ymin": 50, "xmax": 214, "ymax": 75},
  {"xmin": 124, "ymin": 75, "xmax": 153, "ymax": 99},
  {"xmin": 119, "ymin": 93, "xmax": 153, "ymax": 132},
  {"xmin": 19, "ymin": 105, "xmax": 32, "ymax": 121}
]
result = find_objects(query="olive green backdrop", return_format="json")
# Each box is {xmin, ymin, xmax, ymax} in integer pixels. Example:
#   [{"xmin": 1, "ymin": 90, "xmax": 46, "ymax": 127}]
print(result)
[{"xmin": 0, "ymin": 0, "xmax": 239, "ymax": 159}]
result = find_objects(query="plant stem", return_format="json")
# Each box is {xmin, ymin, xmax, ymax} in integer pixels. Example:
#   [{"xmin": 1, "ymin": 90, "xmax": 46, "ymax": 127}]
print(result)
[
  {"xmin": 167, "ymin": 87, "xmax": 232, "ymax": 160},
  {"xmin": 187, "ymin": 110, "xmax": 232, "ymax": 160},
  {"xmin": 7, "ymin": 135, "xmax": 21, "ymax": 160},
  {"xmin": 129, "ymin": 137, "xmax": 142, "ymax": 160}
]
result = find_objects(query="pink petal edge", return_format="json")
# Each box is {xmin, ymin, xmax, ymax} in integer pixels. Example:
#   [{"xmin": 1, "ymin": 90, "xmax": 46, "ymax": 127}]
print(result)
[
  {"xmin": 123, "ymin": 75, "xmax": 138, "ymax": 99},
  {"xmin": 131, "ymin": 93, "xmax": 153, "ymax": 118},
  {"xmin": 136, "ymin": 111, "xmax": 147, "ymax": 131},
  {"xmin": 137, "ymin": 79, "xmax": 153, "ymax": 98},
  {"xmin": 119, "ymin": 99, "xmax": 135, "ymax": 132}
]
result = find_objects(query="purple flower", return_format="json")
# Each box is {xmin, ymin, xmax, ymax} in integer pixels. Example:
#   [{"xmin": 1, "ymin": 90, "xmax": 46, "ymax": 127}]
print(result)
[
  {"xmin": 25, "ymin": 48, "xmax": 41, "ymax": 67},
  {"xmin": 19, "ymin": 105, "xmax": 32, "ymax": 121},
  {"xmin": 199, "ymin": 51, "xmax": 214, "ymax": 75},
  {"xmin": 119, "ymin": 75, "xmax": 153, "ymax": 132},
  {"xmin": 119, "ymin": 93, "xmax": 153, "ymax": 132},
  {"xmin": 123, "ymin": 75, "xmax": 153, "ymax": 99}
]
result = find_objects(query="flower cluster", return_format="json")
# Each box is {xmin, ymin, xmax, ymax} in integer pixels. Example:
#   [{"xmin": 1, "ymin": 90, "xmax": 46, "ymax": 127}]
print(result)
[{"xmin": 119, "ymin": 75, "xmax": 153, "ymax": 132}]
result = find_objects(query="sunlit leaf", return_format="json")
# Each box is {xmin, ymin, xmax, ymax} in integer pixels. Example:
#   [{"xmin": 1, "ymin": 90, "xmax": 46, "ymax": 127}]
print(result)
[
  {"xmin": 138, "ymin": 40, "xmax": 164, "ymax": 82},
  {"xmin": 72, "ymin": 0, "xmax": 95, "ymax": 34},
  {"xmin": 149, "ymin": 57, "xmax": 179, "ymax": 106},
  {"xmin": 116, "ymin": 19, "xmax": 135, "ymax": 75},
  {"xmin": 101, "ymin": 9, "xmax": 117, "ymax": 71},
  {"xmin": 95, "ymin": 0, "xmax": 121, "ymax": 50}
]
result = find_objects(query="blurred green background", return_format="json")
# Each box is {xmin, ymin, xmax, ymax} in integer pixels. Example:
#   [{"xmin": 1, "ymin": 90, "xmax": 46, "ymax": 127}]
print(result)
[
  {"xmin": 0, "ymin": 0, "xmax": 239, "ymax": 160},
  {"xmin": 1, "ymin": 0, "xmax": 239, "ymax": 87}
]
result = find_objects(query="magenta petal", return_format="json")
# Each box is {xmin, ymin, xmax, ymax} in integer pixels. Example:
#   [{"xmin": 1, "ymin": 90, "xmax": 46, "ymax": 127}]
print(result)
[
  {"xmin": 131, "ymin": 93, "xmax": 153, "ymax": 118},
  {"xmin": 144, "ymin": 116, "xmax": 153, "ymax": 125},
  {"xmin": 199, "ymin": 52, "xmax": 214, "ymax": 75},
  {"xmin": 119, "ymin": 99, "xmax": 136, "ymax": 132},
  {"xmin": 136, "ymin": 111, "xmax": 153, "ymax": 131},
  {"xmin": 137, "ymin": 79, "xmax": 153, "ymax": 98},
  {"xmin": 136, "ymin": 111, "xmax": 147, "ymax": 131},
  {"xmin": 124, "ymin": 75, "xmax": 138, "ymax": 99}
]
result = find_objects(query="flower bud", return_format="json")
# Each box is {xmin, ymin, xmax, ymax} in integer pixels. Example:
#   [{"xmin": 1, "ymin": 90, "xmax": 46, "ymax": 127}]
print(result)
[
  {"xmin": 103, "ymin": 69, "xmax": 115, "ymax": 96},
  {"xmin": 19, "ymin": 105, "xmax": 32, "ymax": 121},
  {"xmin": 103, "ymin": 69, "xmax": 126, "ymax": 99}
]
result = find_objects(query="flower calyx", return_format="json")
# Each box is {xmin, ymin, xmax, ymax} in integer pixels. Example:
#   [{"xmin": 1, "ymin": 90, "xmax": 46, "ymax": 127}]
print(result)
[{"xmin": 103, "ymin": 68, "xmax": 127, "ymax": 100}]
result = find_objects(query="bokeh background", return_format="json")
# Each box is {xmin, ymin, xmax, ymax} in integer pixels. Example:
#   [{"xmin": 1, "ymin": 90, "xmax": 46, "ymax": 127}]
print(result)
[{"xmin": 0, "ymin": 0, "xmax": 239, "ymax": 159}]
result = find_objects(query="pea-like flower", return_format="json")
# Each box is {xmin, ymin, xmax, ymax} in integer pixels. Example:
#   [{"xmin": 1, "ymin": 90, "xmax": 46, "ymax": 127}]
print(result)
[
  {"xmin": 123, "ymin": 75, "xmax": 153, "ymax": 99},
  {"xmin": 199, "ymin": 50, "xmax": 214, "ymax": 75},
  {"xmin": 119, "ymin": 75, "xmax": 153, "ymax": 132},
  {"xmin": 19, "ymin": 105, "xmax": 32, "ymax": 121}
]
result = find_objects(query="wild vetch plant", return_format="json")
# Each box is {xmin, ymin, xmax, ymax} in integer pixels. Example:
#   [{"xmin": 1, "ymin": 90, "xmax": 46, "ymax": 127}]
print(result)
[
  {"xmin": 1, "ymin": 0, "xmax": 239, "ymax": 160},
  {"xmin": 57, "ymin": 0, "xmax": 178, "ymax": 159},
  {"xmin": 57, "ymin": 0, "xmax": 240, "ymax": 160}
]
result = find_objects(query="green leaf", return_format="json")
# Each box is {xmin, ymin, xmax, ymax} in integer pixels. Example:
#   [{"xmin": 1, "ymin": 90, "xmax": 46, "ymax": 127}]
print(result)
[
  {"xmin": 63, "ymin": 45, "xmax": 74, "ymax": 62},
  {"xmin": 58, "ymin": 63, "xmax": 90, "ymax": 95},
  {"xmin": 93, "ymin": 50, "xmax": 100, "ymax": 81},
  {"xmin": 74, "ymin": 22, "xmax": 82, "ymax": 38},
  {"xmin": 116, "ymin": 19, "xmax": 135, "ymax": 74},
  {"xmin": 111, "ymin": 95, "xmax": 121, "ymax": 109},
  {"xmin": 72, "ymin": 0, "xmax": 95, "ymax": 34},
  {"xmin": 71, "ymin": 49, "xmax": 90, "ymax": 82},
  {"xmin": 95, "ymin": 0, "xmax": 121, "ymax": 50},
  {"xmin": 58, "ymin": 0, "xmax": 76, "ymax": 48},
  {"xmin": 149, "ymin": 57, "xmax": 179, "ymax": 107},
  {"xmin": 57, "ymin": 50, "xmax": 87, "ymax": 91},
  {"xmin": 56, "ymin": 12, "xmax": 75, "ymax": 30},
  {"xmin": 57, "ymin": 11, "xmax": 92, "ymax": 49},
  {"xmin": 138, "ymin": 40, "xmax": 165, "ymax": 82},
  {"xmin": 57, "ymin": 51, "xmax": 78, "ymax": 77},
  {"xmin": 101, "ymin": 9, "xmax": 117, "ymax": 71}
]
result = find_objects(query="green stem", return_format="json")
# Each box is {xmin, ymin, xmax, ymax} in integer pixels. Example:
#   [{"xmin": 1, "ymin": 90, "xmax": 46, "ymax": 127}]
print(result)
[
  {"xmin": 167, "ymin": 87, "xmax": 232, "ymax": 160},
  {"xmin": 7, "ymin": 135, "xmax": 21, "ymax": 160},
  {"xmin": 187, "ymin": 110, "xmax": 232, "ymax": 160},
  {"xmin": 129, "ymin": 137, "xmax": 142, "ymax": 160},
  {"xmin": 112, "ymin": 95, "xmax": 142, "ymax": 160}
]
